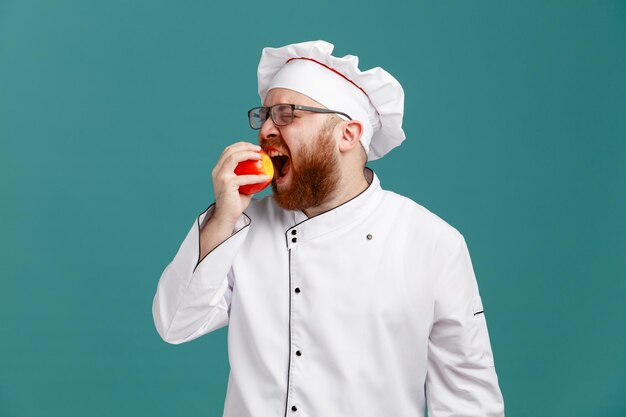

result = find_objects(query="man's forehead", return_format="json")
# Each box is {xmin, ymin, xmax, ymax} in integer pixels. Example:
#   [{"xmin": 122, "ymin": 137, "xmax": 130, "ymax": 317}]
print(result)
[{"xmin": 263, "ymin": 88, "xmax": 326, "ymax": 108}]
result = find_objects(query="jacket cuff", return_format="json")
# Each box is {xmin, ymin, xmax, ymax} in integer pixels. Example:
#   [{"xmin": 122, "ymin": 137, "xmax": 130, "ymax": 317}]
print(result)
[{"xmin": 195, "ymin": 204, "xmax": 251, "ymax": 268}]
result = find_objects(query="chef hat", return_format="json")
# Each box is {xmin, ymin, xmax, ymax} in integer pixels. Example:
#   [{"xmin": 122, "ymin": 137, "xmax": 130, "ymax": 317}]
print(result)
[{"xmin": 257, "ymin": 40, "xmax": 405, "ymax": 160}]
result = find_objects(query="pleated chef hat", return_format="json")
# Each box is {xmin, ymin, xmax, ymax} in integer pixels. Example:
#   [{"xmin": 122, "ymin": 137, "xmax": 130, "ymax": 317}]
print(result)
[{"xmin": 257, "ymin": 40, "xmax": 405, "ymax": 161}]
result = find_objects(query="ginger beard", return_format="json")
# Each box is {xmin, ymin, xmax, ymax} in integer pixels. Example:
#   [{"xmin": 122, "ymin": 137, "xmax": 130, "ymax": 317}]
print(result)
[{"xmin": 270, "ymin": 119, "xmax": 340, "ymax": 211}]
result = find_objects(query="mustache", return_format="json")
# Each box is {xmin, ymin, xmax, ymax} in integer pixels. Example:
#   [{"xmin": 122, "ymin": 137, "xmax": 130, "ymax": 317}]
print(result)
[{"xmin": 261, "ymin": 138, "xmax": 291, "ymax": 155}]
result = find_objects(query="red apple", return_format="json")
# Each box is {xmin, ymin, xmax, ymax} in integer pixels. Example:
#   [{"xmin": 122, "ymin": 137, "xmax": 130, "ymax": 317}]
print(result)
[{"xmin": 234, "ymin": 150, "xmax": 275, "ymax": 195}]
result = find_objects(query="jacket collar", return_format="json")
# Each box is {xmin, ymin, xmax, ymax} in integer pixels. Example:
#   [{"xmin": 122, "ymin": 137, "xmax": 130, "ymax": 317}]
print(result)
[{"xmin": 285, "ymin": 168, "xmax": 384, "ymax": 248}]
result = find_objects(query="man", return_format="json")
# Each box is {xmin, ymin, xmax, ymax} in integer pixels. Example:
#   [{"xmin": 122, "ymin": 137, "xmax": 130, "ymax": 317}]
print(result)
[{"xmin": 153, "ymin": 40, "xmax": 505, "ymax": 417}]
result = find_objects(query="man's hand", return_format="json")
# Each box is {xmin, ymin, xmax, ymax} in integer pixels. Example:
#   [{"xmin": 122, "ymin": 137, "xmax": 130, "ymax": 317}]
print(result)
[{"xmin": 199, "ymin": 142, "xmax": 270, "ymax": 260}]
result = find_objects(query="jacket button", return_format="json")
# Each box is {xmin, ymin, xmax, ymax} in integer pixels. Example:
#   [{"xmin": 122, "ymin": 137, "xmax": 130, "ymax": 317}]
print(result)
[
  {"xmin": 291, "ymin": 405, "xmax": 298, "ymax": 412},
  {"xmin": 295, "ymin": 288, "xmax": 301, "ymax": 294},
  {"xmin": 296, "ymin": 350, "xmax": 302, "ymax": 356},
  {"xmin": 291, "ymin": 230, "xmax": 297, "ymax": 235},
  {"xmin": 292, "ymin": 237, "xmax": 297, "ymax": 243}
]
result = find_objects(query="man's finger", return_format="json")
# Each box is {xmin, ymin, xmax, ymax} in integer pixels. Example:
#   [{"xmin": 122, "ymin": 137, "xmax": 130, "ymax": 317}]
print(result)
[
  {"xmin": 221, "ymin": 142, "xmax": 261, "ymax": 157},
  {"xmin": 215, "ymin": 143, "xmax": 262, "ymax": 174},
  {"xmin": 222, "ymin": 150, "xmax": 264, "ymax": 172},
  {"xmin": 233, "ymin": 174, "xmax": 272, "ymax": 186}
]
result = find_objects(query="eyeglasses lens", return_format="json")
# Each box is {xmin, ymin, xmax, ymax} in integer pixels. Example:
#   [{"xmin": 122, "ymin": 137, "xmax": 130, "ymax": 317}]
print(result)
[
  {"xmin": 249, "ymin": 105, "xmax": 296, "ymax": 129},
  {"xmin": 272, "ymin": 105, "xmax": 293, "ymax": 126},
  {"xmin": 249, "ymin": 108, "xmax": 266, "ymax": 129}
]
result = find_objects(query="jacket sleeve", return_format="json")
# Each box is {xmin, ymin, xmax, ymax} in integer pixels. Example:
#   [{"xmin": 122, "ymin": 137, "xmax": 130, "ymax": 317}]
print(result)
[
  {"xmin": 152, "ymin": 206, "xmax": 251, "ymax": 344},
  {"xmin": 426, "ymin": 234, "xmax": 505, "ymax": 417}
]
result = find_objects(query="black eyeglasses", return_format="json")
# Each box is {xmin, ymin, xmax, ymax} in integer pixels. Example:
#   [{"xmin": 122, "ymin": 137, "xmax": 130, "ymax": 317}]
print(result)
[{"xmin": 247, "ymin": 103, "xmax": 352, "ymax": 129}]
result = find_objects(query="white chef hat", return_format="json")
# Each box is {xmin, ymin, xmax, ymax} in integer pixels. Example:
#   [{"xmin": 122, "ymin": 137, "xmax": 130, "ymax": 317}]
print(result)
[{"xmin": 257, "ymin": 40, "xmax": 406, "ymax": 161}]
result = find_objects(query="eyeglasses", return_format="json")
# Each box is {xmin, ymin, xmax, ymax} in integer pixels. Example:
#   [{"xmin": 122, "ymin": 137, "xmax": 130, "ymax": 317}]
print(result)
[{"xmin": 248, "ymin": 103, "xmax": 352, "ymax": 130}]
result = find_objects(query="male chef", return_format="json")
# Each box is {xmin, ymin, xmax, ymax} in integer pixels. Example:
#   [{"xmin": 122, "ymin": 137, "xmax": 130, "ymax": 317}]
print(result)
[{"xmin": 153, "ymin": 40, "xmax": 505, "ymax": 417}]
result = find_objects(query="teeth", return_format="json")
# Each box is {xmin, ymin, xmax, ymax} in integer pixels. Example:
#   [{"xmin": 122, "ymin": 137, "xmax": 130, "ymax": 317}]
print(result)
[{"xmin": 267, "ymin": 149, "xmax": 286, "ymax": 158}]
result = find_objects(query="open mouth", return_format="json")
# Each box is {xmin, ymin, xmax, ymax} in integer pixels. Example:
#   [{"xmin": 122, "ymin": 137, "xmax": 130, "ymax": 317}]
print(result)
[{"xmin": 266, "ymin": 150, "xmax": 291, "ymax": 181}]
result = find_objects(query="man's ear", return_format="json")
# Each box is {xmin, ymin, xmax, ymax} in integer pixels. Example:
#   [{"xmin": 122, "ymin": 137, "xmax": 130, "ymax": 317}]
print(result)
[{"xmin": 337, "ymin": 120, "xmax": 364, "ymax": 154}]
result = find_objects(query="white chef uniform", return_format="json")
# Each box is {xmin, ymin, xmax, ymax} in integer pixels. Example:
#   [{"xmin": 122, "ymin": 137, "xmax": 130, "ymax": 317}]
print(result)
[{"xmin": 152, "ymin": 169, "xmax": 505, "ymax": 417}]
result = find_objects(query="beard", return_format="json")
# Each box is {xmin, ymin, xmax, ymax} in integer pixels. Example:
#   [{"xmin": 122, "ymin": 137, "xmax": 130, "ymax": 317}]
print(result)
[{"xmin": 271, "ymin": 122, "xmax": 340, "ymax": 212}]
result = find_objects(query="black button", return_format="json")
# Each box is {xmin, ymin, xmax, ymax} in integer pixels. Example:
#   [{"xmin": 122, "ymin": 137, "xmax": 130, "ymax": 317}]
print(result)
[
  {"xmin": 291, "ymin": 405, "xmax": 298, "ymax": 412},
  {"xmin": 291, "ymin": 237, "xmax": 297, "ymax": 243},
  {"xmin": 366, "ymin": 234, "xmax": 373, "ymax": 240},
  {"xmin": 291, "ymin": 230, "xmax": 297, "ymax": 235},
  {"xmin": 296, "ymin": 350, "xmax": 302, "ymax": 356},
  {"xmin": 295, "ymin": 288, "xmax": 301, "ymax": 294}
]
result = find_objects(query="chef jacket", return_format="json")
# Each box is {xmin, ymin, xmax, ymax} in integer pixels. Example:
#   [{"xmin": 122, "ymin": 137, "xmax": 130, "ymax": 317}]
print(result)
[{"xmin": 152, "ymin": 170, "xmax": 505, "ymax": 417}]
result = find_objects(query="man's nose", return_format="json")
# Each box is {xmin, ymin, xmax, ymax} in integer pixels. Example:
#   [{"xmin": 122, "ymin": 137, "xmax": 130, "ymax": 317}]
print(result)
[{"xmin": 259, "ymin": 115, "xmax": 279, "ymax": 142}]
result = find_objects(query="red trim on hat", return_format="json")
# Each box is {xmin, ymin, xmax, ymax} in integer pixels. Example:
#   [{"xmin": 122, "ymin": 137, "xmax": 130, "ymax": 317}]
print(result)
[{"xmin": 286, "ymin": 57, "xmax": 370, "ymax": 98}]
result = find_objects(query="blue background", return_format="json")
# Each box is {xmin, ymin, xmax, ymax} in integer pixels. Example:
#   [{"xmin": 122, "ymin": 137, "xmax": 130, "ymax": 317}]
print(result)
[{"xmin": 1, "ymin": 1, "xmax": 625, "ymax": 416}]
